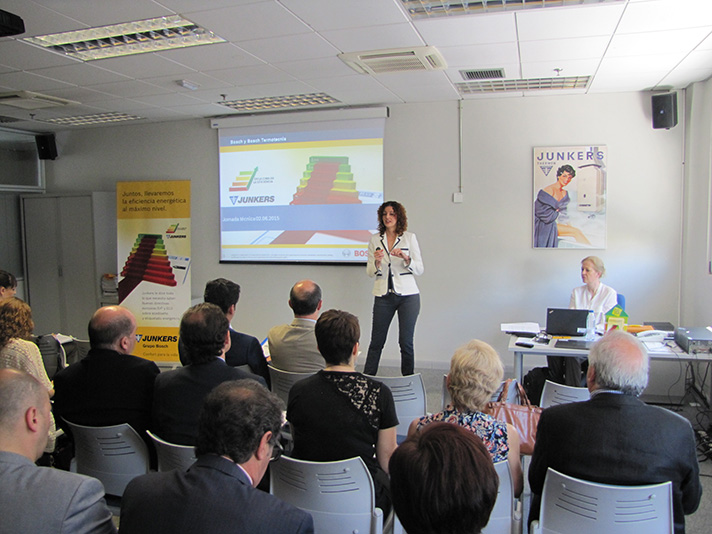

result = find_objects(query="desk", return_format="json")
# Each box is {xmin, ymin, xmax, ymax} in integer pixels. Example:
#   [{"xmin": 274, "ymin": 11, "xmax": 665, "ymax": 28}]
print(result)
[{"xmin": 507, "ymin": 336, "xmax": 712, "ymax": 402}]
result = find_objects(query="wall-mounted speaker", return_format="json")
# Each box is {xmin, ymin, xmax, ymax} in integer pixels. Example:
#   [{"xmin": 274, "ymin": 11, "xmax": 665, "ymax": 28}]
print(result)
[
  {"xmin": 652, "ymin": 92, "xmax": 678, "ymax": 130},
  {"xmin": 35, "ymin": 134, "xmax": 58, "ymax": 160}
]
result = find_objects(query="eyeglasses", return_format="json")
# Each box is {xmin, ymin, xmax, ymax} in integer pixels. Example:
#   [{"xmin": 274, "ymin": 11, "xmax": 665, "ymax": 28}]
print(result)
[{"xmin": 270, "ymin": 440, "xmax": 284, "ymax": 462}]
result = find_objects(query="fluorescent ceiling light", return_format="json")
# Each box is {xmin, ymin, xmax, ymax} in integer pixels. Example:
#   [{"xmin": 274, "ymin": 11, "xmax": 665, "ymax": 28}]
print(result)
[
  {"xmin": 401, "ymin": 0, "xmax": 623, "ymax": 18},
  {"xmin": 42, "ymin": 112, "xmax": 142, "ymax": 126},
  {"xmin": 219, "ymin": 93, "xmax": 341, "ymax": 112},
  {"xmin": 456, "ymin": 75, "xmax": 590, "ymax": 93},
  {"xmin": 23, "ymin": 15, "xmax": 225, "ymax": 61}
]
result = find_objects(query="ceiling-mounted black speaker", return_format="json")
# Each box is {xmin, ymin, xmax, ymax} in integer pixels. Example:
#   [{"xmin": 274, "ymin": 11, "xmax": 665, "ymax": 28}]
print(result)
[
  {"xmin": 0, "ymin": 9, "xmax": 24, "ymax": 37},
  {"xmin": 652, "ymin": 92, "xmax": 678, "ymax": 130},
  {"xmin": 36, "ymin": 134, "xmax": 58, "ymax": 160}
]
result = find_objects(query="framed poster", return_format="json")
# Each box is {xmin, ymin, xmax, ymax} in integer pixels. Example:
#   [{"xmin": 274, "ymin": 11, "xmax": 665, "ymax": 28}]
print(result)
[{"xmin": 533, "ymin": 146, "xmax": 607, "ymax": 249}]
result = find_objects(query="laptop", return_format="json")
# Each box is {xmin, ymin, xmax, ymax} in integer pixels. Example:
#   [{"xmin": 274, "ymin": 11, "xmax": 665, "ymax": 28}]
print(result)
[{"xmin": 546, "ymin": 308, "xmax": 590, "ymax": 337}]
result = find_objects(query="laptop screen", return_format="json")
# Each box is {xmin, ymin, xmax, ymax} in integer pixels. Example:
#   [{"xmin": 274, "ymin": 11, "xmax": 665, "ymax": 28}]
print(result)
[{"xmin": 546, "ymin": 308, "xmax": 590, "ymax": 336}]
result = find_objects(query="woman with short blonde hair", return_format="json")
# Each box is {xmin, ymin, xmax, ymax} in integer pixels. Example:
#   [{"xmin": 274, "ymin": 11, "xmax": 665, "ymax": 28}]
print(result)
[{"xmin": 408, "ymin": 339, "xmax": 522, "ymax": 497}]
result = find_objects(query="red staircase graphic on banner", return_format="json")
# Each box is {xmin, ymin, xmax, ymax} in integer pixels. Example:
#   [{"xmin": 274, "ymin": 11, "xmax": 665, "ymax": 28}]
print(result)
[{"xmin": 118, "ymin": 234, "xmax": 176, "ymax": 302}]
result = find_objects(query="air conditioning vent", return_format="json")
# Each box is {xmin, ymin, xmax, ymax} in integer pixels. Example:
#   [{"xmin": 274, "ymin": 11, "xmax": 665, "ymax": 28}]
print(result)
[
  {"xmin": 339, "ymin": 46, "xmax": 447, "ymax": 75},
  {"xmin": 0, "ymin": 115, "xmax": 21, "ymax": 123},
  {"xmin": 0, "ymin": 91, "xmax": 78, "ymax": 110},
  {"xmin": 460, "ymin": 68, "xmax": 505, "ymax": 80}
]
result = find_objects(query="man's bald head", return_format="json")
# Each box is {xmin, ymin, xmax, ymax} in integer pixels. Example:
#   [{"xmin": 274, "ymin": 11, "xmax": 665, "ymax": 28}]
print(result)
[
  {"xmin": 288, "ymin": 280, "xmax": 322, "ymax": 317},
  {"xmin": 588, "ymin": 330, "xmax": 649, "ymax": 396},
  {"xmin": 88, "ymin": 306, "xmax": 137, "ymax": 354},
  {"xmin": 0, "ymin": 368, "xmax": 51, "ymax": 460}
]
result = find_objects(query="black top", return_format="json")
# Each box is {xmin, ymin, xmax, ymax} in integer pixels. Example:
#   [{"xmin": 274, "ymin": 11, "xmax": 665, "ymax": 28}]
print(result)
[
  {"xmin": 53, "ymin": 348, "xmax": 160, "ymax": 438},
  {"xmin": 287, "ymin": 371, "xmax": 398, "ymax": 477}
]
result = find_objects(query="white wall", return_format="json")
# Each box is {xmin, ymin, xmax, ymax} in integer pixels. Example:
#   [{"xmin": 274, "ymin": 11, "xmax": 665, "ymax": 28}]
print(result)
[
  {"xmin": 681, "ymin": 79, "xmax": 712, "ymax": 327},
  {"xmin": 45, "ymin": 91, "xmax": 687, "ymax": 382}
]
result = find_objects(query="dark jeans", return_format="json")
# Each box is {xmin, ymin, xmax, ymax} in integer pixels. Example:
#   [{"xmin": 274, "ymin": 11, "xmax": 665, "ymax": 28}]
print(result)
[{"xmin": 364, "ymin": 293, "xmax": 420, "ymax": 376}]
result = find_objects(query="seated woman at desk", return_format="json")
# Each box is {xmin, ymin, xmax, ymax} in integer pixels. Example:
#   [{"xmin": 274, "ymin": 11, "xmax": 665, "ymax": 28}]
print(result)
[
  {"xmin": 548, "ymin": 255, "xmax": 618, "ymax": 386},
  {"xmin": 408, "ymin": 339, "xmax": 523, "ymax": 497}
]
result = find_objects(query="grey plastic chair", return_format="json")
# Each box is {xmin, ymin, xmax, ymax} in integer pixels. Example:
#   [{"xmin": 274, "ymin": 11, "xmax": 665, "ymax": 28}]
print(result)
[
  {"xmin": 271, "ymin": 455, "xmax": 386, "ymax": 534},
  {"xmin": 539, "ymin": 380, "xmax": 590, "ymax": 409},
  {"xmin": 483, "ymin": 459, "xmax": 522, "ymax": 534},
  {"xmin": 268, "ymin": 365, "xmax": 314, "ymax": 405},
  {"xmin": 146, "ymin": 430, "xmax": 196, "ymax": 471},
  {"xmin": 365, "ymin": 373, "xmax": 426, "ymax": 440},
  {"xmin": 530, "ymin": 468, "xmax": 673, "ymax": 534},
  {"xmin": 65, "ymin": 420, "xmax": 149, "ymax": 496}
]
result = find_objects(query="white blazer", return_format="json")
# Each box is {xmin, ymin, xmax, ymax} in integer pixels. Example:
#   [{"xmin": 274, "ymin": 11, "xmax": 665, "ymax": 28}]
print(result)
[{"xmin": 366, "ymin": 231, "xmax": 424, "ymax": 296}]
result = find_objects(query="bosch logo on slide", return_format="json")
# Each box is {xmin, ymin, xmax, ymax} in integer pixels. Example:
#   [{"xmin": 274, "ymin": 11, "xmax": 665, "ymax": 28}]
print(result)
[{"xmin": 354, "ymin": 250, "xmax": 368, "ymax": 257}]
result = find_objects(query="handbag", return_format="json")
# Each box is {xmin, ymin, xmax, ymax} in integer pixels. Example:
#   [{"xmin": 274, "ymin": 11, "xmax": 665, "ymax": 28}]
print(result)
[{"xmin": 485, "ymin": 379, "xmax": 542, "ymax": 455}]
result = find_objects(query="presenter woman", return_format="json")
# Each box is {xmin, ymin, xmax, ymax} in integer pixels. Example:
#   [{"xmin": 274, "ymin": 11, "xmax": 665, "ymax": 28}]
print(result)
[
  {"xmin": 364, "ymin": 201, "xmax": 423, "ymax": 376},
  {"xmin": 548, "ymin": 256, "xmax": 618, "ymax": 386}
]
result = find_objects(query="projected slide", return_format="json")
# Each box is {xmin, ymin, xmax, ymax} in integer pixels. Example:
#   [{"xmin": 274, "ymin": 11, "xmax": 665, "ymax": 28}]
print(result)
[{"xmin": 218, "ymin": 118, "xmax": 384, "ymax": 263}]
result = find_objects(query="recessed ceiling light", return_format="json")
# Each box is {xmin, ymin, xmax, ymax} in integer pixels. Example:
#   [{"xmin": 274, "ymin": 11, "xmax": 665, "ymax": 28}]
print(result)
[
  {"xmin": 219, "ymin": 93, "xmax": 341, "ymax": 112},
  {"xmin": 400, "ymin": 0, "xmax": 624, "ymax": 19},
  {"xmin": 42, "ymin": 112, "xmax": 143, "ymax": 126},
  {"xmin": 23, "ymin": 15, "xmax": 225, "ymax": 61}
]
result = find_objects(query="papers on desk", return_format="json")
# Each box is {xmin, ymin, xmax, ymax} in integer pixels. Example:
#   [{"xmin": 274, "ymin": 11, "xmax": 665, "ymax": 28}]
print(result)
[
  {"xmin": 642, "ymin": 340, "xmax": 669, "ymax": 352},
  {"xmin": 501, "ymin": 322, "xmax": 540, "ymax": 336}
]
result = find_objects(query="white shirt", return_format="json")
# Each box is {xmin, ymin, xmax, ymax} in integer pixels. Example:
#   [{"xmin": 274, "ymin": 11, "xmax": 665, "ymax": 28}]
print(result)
[{"xmin": 569, "ymin": 282, "xmax": 618, "ymax": 328}]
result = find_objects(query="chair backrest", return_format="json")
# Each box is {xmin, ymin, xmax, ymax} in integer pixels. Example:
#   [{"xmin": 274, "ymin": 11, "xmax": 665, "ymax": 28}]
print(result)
[
  {"xmin": 146, "ymin": 430, "xmax": 196, "ymax": 471},
  {"xmin": 540, "ymin": 380, "xmax": 590, "ymax": 409},
  {"xmin": 533, "ymin": 468, "xmax": 673, "ymax": 534},
  {"xmin": 443, "ymin": 377, "xmax": 520, "ymax": 411},
  {"xmin": 365, "ymin": 374, "xmax": 426, "ymax": 438},
  {"xmin": 482, "ymin": 460, "xmax": 515, "ymax": 534},
  {"xmin": 64, "ymin": 420, "xmax": 150, "ymax": 496},
  {"xmin": 34, "ymin": 334, "xmax": 64, "ymax": 380},
  {"xmin": 271, "ymin": 456, "xmax": 383, "ymax": 534},
  {"xmin": 268, "ymin": 365, "xmax": 314, "ymax": 405}
]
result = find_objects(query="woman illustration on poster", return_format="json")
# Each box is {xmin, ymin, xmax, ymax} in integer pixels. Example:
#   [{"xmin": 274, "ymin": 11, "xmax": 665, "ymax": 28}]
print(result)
[{"xmin": 533, "ymin": 164, "xmax": 591, "ymax": 248}]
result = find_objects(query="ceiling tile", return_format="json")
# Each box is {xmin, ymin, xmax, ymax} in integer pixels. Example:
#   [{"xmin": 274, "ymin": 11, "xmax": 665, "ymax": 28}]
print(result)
[
  {"xmin": 616, "ymin": 0, "xmax": 712, "ymax": 34},
  {"xmin": 439, "ymin": 43, "xmax": 520, "ymax": 69},
  {"xmin": 414, "ymin": 12, "xmax": 516, "ymax": 46},
  {"xmin": 237, "ymin": 33, "xmax": 340, "ymax": 64},
  {"xmin": 157, "ymin": 43, "xmax": 263, "ymax": 72},
  {"xmin": 205, "ymin": 65, "xmax": 296, "ymax": 86},
  {"xmin": 279, "ymin": 0, "xmax": 408, "ymax": 31},
  {"xmin": 516, "ymin": 4, "xmax": 626, "ymax": 41},
  {"xmin": 187, "ymin": 3, "xmax": 312, "ymax": 42},
  {"xmin": 91, "ymin": 54, "xmax": 196, "ymax": 79},
  {"xmin": 606, "ymin": 27, "xmax": 712, "ymax": 57},
  {"xmin": 30, "ymin": 64, "xmax": 131, "ymax": 86},
  {"xmin": 521, "ymin": 58, "xmax": 601, "ymax": 79},
  {"xmin": 320, "ymin": 23, "xmax": 424, "ymax": 53},
  {"xmin": 520, "ymin": 36, "xmax": 610, "ymax": 63}
]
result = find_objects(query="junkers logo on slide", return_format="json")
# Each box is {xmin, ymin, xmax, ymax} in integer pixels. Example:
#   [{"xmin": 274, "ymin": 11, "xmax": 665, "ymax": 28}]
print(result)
[{"xmin": 135, "ymin": 335, "xmax": 142, "ymax": 342}]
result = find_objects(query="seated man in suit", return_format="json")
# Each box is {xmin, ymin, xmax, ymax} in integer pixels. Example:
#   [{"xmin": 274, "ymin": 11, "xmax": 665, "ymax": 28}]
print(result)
[
  {"xmin": 0, "ymin": 368, "xmax": 116, "ymax": 534},
  {"xmin": 153, "ymin": 303, "xmax": 266, "ymax": 445},
  {"xmin": 53, "ymin": 306, "xmax": 159, "ymax": 449},
  {"xmin": 179, "ymin": 278, "xmax": 269, "ymax": 386},
  {"xmin": 268, "ymin": 280, "xmax": 324, "ymax": 373},
  {"xmin": 529, "ymin": 330, "xmax": 702, "ymax": 534},
  {"xmin": 120, "ymin": 379, "xmax": 313, "ymax": 534}
]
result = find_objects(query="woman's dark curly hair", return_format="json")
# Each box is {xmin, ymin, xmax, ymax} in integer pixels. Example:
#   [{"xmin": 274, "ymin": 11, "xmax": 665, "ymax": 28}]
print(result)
[
  {"xmin": 0, "ymin": 298, "xmax": 34, "ymax": 350},
  {"xmin": 377, "ymin": 201, "xmax": 408, "ymax": 235}
]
